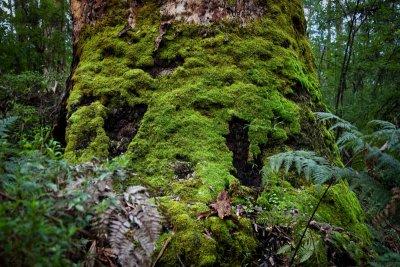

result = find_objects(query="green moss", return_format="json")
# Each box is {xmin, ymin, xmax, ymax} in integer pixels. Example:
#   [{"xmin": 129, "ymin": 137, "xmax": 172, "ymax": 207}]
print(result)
[
  {"xmin": 156, "ymin": 198, "xmax": 257, "ymax": 266},
  {"xmin": 68, "ymin": 23, "xmax": 157, "ymax": 113},
  {"xmin": 317, "ymin": 182, "xmax": 371, "ymax": 249},
  {"xmin": 65, "ymin": 101, "xmax": 109, "ymax": 162}
]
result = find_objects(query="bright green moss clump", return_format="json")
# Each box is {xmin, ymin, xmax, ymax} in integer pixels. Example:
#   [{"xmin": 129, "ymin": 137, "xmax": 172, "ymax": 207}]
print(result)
[
  {"xmin": 155, "ymin": 198, "xmax": 257, "ymax": 266},
  {"xmin": 257, "ymin": 174, "xmax": 371, "ymax": 265},
  {"xmin": 65, "ymin": 101, "xmax": 109, "ymax": 162},
  {"xmin": 65, "ymin": 0, "xmax": 370, "ymax": 265}
]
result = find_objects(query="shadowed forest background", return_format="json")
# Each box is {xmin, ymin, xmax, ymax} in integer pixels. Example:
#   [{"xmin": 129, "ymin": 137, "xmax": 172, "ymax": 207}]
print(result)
[{"xmin": 0, "ymin": 0, "xmax": 399, "ymax": 265}]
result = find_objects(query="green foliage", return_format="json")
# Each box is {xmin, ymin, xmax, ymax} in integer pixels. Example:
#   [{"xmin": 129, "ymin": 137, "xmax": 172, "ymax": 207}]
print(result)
[
  {"xmin": 0, "ymin": 117, "xmax": 82, "ymax": 265},
  {"xmin": 0, "ymin": 70, "xmax": 70, "ymax": 142},
  {"xmin": 304, "ymin": 0, "xmax": 400, "ymax": 127},
  {"xmin": 0, "ymin": 1, "xmax": 71, "ymax": 142},
  {"xmin": 0, "ymin": 0, "xmax": 71, "ymax": 73},
  {"xmin": 267, "ymin": 112, "xmax": 400, "ymax": 263},
  {"xmin": 317, "ymin": 112, "xmax": 400, "ymax": 186},
  {"xmin": 256, "ymin": 174, "xmax": 370, "ymax": 265},
  {"xmin": 0, "ymin": 116, "xmax": 17, "ymax": 138},
  {"xmin": 368, "ymin": 120, "xmax": 400, "ymax": 152},
  {"xmin": 267, "ymin": 150, "xmax": 344, "ymax": 184},
  {"xmin": 0, "ymin": 116, "xmax": 18, "ymax": 172},
  {"xmin": 0, "ymin": 117, "xmax": 128, "ymax": 265},
  {"xmin": 371, "ymin": 250, "xmax": 400, "ymax": 267}
]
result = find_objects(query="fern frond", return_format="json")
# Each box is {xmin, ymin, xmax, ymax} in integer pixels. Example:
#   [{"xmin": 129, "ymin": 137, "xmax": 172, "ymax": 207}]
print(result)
[
  {"xmin": 269, "ymin": 153, "xmax": 286, "ymax": 173},
  {"xmin": 312, "ymin": 167, "xmax": 333, "ymax": 184},
  {"xmin": 0, "ymin": 116, "xmax": 17, "ymax": 139},
  {"xmin": 316, "ymin": 112, "xmax": 356, "ymax": 131},
  {"xmin": 267, "ymin": 150, "xmax": 336, "ymax": 184},
  {"xmin": 336, "ymin": 131, "xmax": 364, "ymax": 152},
  {"xmin": 368, "ymin": 120, "xmax": 397, "ymax": 131},
  {"xmin": 373, "ymin": 187, "xmax": 400, "ymax": 226},
  {"xmin": 367, "ymin": 120, "xmax": 400, "ymax": 150},
  {"xmin": 315, "ymin": 112, "xmax": 342, "ymax": 122},
  {"xmin": 373, "ymin": 150, "xmax": 400, "ymax": 173},
  {"xmin": 329, "ymin": 121, "xmax": 358, "ymax": 132},
  {"xmin": 284, "ymin": 153, "xmax": 295, "ymax": 173},
  {"xmin": 62, "ymin": 162, "xmax": 163, "ymax": 266}
]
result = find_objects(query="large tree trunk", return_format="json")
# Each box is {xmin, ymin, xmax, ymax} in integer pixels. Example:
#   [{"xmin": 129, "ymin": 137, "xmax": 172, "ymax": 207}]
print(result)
[{"xmin": 63, "ymin": 0, "xmax": 370, "ymax": 265}]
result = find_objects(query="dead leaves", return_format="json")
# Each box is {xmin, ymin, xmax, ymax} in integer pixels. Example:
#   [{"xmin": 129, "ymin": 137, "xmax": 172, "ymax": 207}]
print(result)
[
  {"xmin": 198, "ymin": 190, "xmax": 232, "ymax": 220},
  {"xmin": 84, "ymin": 241, "xmax": 118, "ymax": 267},
  {"xmin": 211, "ymin": 190, "xmax": 232, "ymax": 219}
]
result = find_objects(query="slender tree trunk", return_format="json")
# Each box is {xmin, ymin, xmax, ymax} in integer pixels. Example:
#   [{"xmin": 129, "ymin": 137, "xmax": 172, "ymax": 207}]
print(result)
[{"xmin": 61, "ymin": 1, "xmax": 370, "ymax": 265}]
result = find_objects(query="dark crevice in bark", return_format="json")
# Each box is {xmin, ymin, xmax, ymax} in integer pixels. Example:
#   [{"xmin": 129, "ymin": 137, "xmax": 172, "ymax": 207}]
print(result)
[
  {"xmin": 53, "ymin": 42, "xmax": 81, "ymax": 146},
  {"xmin": 75, "ymin": 130, "xmax": 96, "ymax": 151},
  {"xmin": 100, "ymin": 45, "xmax": 124, "ymax": 59},
  {"xmin": 105, "ymin": 103, "xmax": 147, "ymax": 157},
  {"xmin": 143, "ymin": 55, "xmax": 184, "ymax": 78},
  {"xmin": 287, "ymin": 80, "xmax": 311, "ymax": 103},
  {"xmin": 292, "ymin": 15, "xmax": 306, "ymax": 35},
  {"xmin": 192, "ymin": 100, "xmax": 225, "ymax": 117},
  {"xmin": 79, "ymin": 94, "xmax": 98, "ymax": 107},
  {"xmin": 327, "ymin": 244, "xmax": 357, "ymax": 266},
  {"xmin": 225, "ymin": 116, "xmax": 262, "ymax": 187},
  {"xmin": 281, "ymin": 39, "xmax": 291, "ymax": 49},
  {"xmin": 66, "ymin": 94, "xmax": 98, "ymax": 115}
]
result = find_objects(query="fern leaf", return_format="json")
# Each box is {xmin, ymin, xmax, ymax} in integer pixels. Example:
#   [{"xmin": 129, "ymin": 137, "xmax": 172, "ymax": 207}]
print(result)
[
  {"xmin": 312, "ymin": 167, "xmax": 332, "ymax": 184},
  {"xmin": 329, "ymin": 121, "xmax": 358, "ymax": 132},
  {"xmin": 315, "ymin": 112, "xmax": 341, "ymax": 122},
  {"xmin": 295, "ymin": 156, "xmax": 303, "ymax": 175},
  {"xmin": 316, "ymin": 112, "xmax": 355, "ymax": 130},
  {"xmin": 284, "ymin": 153, "xmax": 295, "ymax": 174},
  {"xmin": 368, "ymin": 120, "xmax": 396, "ymax": 131},
  {"xmin": 303, "ymin": 164, "xmax": 312, "ymax": 180},
  {"xmin": 336, "ymin": 132, "xmax": 364, "ymax": 151},
  {"xmin": 267, "ymin": 150, "xmax": 337, "ymax": 184},
  {"xmin": 269, "ymin": 155, "xmax": 283, "ymax": 173},
  {"xmin": 0, "ymin": 116, "xmax": 17, "ymax": 139}
]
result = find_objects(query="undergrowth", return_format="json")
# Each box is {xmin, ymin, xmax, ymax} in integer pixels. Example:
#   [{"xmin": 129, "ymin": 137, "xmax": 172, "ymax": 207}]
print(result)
[
  {"xmin": 265, "ymin": 112, "xmax": 400, "ymax": 265},
  {"xmin": 0, "ymin": 117, "xmax": 131, "ymax": 265}
]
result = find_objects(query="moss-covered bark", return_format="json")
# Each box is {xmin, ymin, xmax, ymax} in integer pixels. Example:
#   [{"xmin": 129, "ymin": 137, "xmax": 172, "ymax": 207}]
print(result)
[{"xmin": 64, "ymin": 0, "xmax": 371, "ymax": 265}]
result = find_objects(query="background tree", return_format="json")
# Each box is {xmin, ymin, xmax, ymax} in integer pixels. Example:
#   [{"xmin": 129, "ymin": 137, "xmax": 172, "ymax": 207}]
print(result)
[
  {"xmin": 304, "ymin": 0, "xmax": 400, "ymax": 127},
  {"xmin": 0, "ymin": 0, "xmax": 71, "ymax": 139}
]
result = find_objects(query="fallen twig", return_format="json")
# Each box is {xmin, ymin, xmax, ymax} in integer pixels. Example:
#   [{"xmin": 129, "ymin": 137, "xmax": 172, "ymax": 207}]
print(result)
[{"xmin": 152, "ymin": 232, "xmax": 174, "ymax": 267}]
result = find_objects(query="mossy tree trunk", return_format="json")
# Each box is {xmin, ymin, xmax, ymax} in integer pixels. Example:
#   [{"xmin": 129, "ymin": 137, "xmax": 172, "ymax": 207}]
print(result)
[{"xmin": 62, "ymin": 0, "xmax": 371, "ymax": 265}]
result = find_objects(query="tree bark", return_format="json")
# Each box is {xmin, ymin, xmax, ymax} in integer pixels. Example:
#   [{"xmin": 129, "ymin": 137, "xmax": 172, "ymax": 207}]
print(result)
[{"xmin": 63, "ymin": 0, "xmax": 370, "ymax": 265}]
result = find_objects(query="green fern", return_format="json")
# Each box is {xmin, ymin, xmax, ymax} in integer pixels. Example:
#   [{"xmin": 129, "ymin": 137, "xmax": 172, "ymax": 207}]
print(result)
[
  {"xmin": 317, "ymin": 112, "xmax": 400, "ymax": 179},
  {"xmin": 0, "ymin": 116, "xmax": 17, "ymax": 139},
  {"xmin": 316, "ymin": 112, "xmax": 364, "ymax": 151},
  {"xmin": 336, "ymin": 131, "xmax": 365, "ymax": 152},
  {"xmin": 266, "ymin": 150, "xmax": 344, "ymax": 184},
  {"xmin": 316, "ymin": 112, "xmax": 357, "ymax": 132},
  {"xmin": 316, "ymin": 112, "xmax": 400, "ymax": 258},
  {"xmin": 368, "ymin": 120, "xmax": 400, "ymax": 151}
]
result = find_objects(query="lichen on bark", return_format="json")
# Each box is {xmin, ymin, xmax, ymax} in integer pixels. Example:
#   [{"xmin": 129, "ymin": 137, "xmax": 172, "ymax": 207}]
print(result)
[{"xmin": 64, "ymin": 0, "xmax": 372, "ymax": 265}]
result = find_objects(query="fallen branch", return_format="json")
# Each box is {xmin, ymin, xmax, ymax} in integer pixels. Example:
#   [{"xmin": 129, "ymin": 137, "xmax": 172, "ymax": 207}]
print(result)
[{"xmin": 152, "ymin": 232, "xmax": 174, "ymax": 267}]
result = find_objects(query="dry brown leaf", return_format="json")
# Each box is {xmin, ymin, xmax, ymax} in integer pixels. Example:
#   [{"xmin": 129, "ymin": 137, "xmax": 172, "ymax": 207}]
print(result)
[
  {"xmin": 210, "ymin": 190, "xmax": 232, "ymax": 219},
  {"xmin": 84, "ymin": 240, "xmax": 97, "ymax": 267}
]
